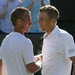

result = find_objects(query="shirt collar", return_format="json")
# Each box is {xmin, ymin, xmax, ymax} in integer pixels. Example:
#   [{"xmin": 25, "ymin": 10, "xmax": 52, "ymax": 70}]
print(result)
[{"xmin": 43, "ymin": 25, "xmax": 59, "ymax": 39}]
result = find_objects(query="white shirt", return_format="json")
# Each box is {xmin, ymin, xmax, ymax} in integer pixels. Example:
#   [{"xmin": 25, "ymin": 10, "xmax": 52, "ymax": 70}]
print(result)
[
  {"xmin": 42, "ymin": 26, "xmax": 75, "ymax": 75},
  {"xmin": 0, "ymin": 32, "xmax": 34, "ymax": 75}
]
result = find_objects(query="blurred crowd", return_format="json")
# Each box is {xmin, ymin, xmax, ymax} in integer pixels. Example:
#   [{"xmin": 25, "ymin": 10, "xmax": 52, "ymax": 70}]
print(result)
[{"xmin": 0, "ymin": 0, "xmax": 50, "ymax": 34}]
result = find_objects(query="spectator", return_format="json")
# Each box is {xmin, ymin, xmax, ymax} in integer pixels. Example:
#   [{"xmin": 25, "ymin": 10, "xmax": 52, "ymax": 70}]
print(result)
[
  {"xmin": 0, "ymin": 0, "xmax": 22, "ymax": 35},
  {"xmin": 0, "ymin": 7, "xmax": 41, "ymax": 75},
  {"xmin": 22, "ymin": 0, "xmax": 50, "ymax": 33}
]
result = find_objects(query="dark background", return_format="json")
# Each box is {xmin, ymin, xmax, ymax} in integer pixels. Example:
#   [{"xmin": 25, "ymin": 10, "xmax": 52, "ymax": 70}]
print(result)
[{"xmin": 50, "ymin": 0, "xmax": 75, "ymax": 40}]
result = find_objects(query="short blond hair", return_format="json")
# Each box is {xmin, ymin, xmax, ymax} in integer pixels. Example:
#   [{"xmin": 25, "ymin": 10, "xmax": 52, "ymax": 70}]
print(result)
[{"xmin": 39, "ymin": 5, "xmax": 60, "ymax": 20}]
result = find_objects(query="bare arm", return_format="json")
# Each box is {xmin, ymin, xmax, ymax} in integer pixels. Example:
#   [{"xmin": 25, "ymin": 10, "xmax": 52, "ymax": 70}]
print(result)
[
  {"xmin": 0, "ymin": 59, "xmax": 3, "ymax": 75},
  {"xmin": 27, "ymin": 0, "xmax": 35, "ymax": 10},
  {"xmin": 70, "ymin": 56, "xmax": 75, "ymax": 63},
  {"xmin": 0, "ymin": 0, "xmax": 8, "ymax": 18},
  {"xmin": 26, "ymin": 62, "xmax": 41, "ymax": 73}
]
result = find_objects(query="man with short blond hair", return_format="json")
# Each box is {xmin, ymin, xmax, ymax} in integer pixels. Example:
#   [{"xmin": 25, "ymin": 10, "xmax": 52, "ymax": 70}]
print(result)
[{"xmin": 36, "ymin": 5, "xmax": 75, "ymax": 75}]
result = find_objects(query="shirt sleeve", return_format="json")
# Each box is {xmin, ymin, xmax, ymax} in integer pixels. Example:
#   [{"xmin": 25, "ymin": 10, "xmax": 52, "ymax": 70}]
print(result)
[
  {"xmin": 22, "ymin": 0, "xmax": 32, "ymax": 8},
  {"xmin": 62, "ymin": 34, "xmax": 75, "ymax": 59},
  {"xmin": 22, "ymin": 39, "xmax": 34, "ymax": 64}
]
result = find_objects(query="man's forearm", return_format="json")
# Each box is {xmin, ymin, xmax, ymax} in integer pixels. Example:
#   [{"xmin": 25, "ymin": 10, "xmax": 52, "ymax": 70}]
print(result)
[
  {"xmin": 26, "ymin": 62, "xmax": 41, "ymax": 73},
  {"xmin": 0, "ymin": 0, "xmax": 8, "ymax": 18},
  {"xmin": 70, "ymin": 56, "xmax": 75, "ymax": 63},
  {"xmin": 0, "ymin": 6, "xmax": 7, "ymax": 18},
  {"xmin": 0, "ymin": 59, "xmax": 3, "ymax": 75}
]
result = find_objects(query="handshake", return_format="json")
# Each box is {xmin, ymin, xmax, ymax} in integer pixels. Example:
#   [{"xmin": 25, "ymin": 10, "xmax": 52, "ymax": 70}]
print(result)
[{"xmin": 34, "ymin": 54, "xmax": 43, "ymax": 67}]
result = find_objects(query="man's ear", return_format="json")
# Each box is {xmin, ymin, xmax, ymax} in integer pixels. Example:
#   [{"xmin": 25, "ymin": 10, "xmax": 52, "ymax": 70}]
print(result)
[
  {"xmin": 50, "ymin": 18, "xmax": 56, "ymax": 25},
  {"xmin": 51, "ymin": 18, "xmax": 56, "ymax": 23},
  {"xmin": 16, "ymin": 19, "xmax": 23, "ymax": 25}
]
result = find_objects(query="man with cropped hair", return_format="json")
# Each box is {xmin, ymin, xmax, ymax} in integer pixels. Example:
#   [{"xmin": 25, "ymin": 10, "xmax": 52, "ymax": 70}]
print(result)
[{"xmin": 0, "ymin": 7, "xmax": 41, "ymax": 75}]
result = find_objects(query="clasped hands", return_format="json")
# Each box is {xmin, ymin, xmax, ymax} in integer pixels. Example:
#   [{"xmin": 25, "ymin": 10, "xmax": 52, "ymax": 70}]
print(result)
[{"xmin": 34, "ymin": 54, "xmax": 43, "ymax": 63}]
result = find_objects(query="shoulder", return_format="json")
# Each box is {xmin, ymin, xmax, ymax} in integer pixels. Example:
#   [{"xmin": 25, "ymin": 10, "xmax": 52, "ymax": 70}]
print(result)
[
  {"xmin": 59, "ymin": 28, "xmax": 73, "ymax": 42},
  {"xmin": 17, "ymin": 35, "xmax": 32, "ymax": 47},
  {"xmin": 23, "ymin": 38, "xmax": 33, "ymax": 46},
  {"xmin": 16, "ymin": 34, "xmax": 32, "ymax": 45}
]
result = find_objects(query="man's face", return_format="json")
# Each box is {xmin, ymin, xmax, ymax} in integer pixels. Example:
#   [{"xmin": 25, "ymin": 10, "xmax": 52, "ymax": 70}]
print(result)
[{"xmin": 38, "ymin": 12, "xmax": 51, "ymax": 31}]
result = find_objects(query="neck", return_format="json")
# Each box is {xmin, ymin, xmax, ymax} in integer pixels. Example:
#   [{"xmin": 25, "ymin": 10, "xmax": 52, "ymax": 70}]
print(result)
[
  {"xmin": 14, "ymin": 28, "xmax": 24, "ymax": 35},
  {"xmin": 46, "ymin": 25, "xmax": 56, "ymax": 35}
]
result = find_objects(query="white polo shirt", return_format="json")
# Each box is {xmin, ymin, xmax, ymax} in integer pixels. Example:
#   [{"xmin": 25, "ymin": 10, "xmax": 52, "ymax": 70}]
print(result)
[
  {"xmin": 0, "ymin": 32, "xmax": 34, "ymax": 75},
  {"xmin": 42, "ymin": 26, "xmax": 75, "ymax": 75}
]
